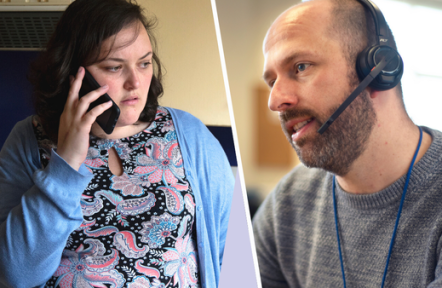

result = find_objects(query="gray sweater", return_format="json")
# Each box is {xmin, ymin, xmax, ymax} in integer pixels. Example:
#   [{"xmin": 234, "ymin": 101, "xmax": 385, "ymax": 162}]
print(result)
[{"xmin": 253, "ymin": 127, "xmax": 442, "ymax": 288}]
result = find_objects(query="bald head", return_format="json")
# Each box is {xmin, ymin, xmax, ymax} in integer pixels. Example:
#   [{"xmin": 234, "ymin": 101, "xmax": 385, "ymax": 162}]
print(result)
[
  {"xmin": 265, "ymin": 0, "xmax": 370, "ymax": 67},
  {"xmin": 264, "ymin": 0, "xmax": 334, "ymax": 54}
]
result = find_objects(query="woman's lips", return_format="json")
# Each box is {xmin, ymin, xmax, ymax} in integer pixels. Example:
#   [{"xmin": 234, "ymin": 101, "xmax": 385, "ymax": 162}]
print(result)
[{"xmin": 121, "ymin": 97, "xmax": 139, "ymax": 105}]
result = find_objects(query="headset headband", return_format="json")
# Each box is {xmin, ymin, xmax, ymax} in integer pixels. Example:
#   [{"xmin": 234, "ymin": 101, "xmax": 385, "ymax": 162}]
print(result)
[{"xmin": 357, "ymin": 0, "xmax": 389, "ymax": 45}]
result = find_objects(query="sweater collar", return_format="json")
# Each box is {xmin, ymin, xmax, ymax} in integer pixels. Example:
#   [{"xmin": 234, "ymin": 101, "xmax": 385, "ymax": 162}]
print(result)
[{"xmin": 334, "ymin": 126, "xmax": 442, "ymax": 210}]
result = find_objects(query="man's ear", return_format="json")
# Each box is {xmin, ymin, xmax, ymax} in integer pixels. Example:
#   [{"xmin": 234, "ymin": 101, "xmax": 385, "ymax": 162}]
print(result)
[{"xmin": 368, "ymin": 88, "xmax": 380, "ymax": 99}]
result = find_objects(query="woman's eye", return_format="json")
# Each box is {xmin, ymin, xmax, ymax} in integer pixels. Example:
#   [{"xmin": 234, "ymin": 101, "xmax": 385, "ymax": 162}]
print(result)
[
  {"xmin": 297, "ymin": 63, "xmax": 310, "ymax": 73},
  {"xmin": 107, "ymin": 66, "xmax": 121, "ymax": 72},
  {"xmin": 141, "ymin": 61, "xmax": 152, "ymax": 68}
]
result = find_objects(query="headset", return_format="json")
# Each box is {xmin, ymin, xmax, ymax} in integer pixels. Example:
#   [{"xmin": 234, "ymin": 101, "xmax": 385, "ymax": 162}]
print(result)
[{"xmin": 317, "ymin": 0, "xmax": 403, "ymax": 134}]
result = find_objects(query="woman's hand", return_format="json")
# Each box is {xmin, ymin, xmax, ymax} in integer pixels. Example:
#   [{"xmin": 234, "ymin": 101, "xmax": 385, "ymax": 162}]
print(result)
[{"xmin": 56, "ymin": 67, "xmax": 113, "ymax": 171}]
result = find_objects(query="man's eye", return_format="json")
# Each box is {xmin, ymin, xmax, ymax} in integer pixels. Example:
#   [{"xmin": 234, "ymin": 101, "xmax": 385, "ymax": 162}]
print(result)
[{"xmin": 297, "ymin": 63, "xmax": 310, "ymax": 72}]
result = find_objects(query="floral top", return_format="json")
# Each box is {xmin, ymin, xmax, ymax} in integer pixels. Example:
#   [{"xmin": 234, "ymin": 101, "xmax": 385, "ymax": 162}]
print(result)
[{"xmin": 34, "ymin": 107, "xmax": 200, "ymax": 288}]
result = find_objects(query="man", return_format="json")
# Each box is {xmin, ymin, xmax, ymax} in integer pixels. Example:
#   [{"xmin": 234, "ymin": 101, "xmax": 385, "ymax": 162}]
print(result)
[{"xmin": 253, "ymin": 0, "xmax": 442, "ymax": 287}]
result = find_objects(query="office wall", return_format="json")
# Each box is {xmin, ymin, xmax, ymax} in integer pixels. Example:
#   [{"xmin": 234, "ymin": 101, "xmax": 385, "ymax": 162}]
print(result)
[
  {"xmin": 139, "ymin": 0, "xmax": 230, "ymax": 126},
  {"xmin": 217, "ymin": 0, "xmax": 301, "ymax": 201}
]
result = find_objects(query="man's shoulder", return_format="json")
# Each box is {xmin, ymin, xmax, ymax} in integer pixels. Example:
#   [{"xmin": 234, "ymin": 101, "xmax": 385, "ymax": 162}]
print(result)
[
  {"xmin": 254, "ymin": 165, "xmax": 332, "ymax": 218},
  {"xmin": 273, "ymin": 164, "xmax": 330, "ymax": 199},
  {"xmin": 253, "ymin": 165, "xmax": 332, "ymax": 244},
  {"xmin": 420, "ymin": 126, "xmax": 442, "ymax": 174}
]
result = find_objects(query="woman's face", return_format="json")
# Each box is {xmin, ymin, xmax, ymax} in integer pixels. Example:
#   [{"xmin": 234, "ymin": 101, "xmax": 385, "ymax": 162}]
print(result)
[{"xmin": 86, "ymin": 21, "xmax": 153, "ymax": 128}]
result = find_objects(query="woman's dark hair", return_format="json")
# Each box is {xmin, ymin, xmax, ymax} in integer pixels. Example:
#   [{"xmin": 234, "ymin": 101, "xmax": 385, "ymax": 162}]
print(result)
[{"xmin": 30, "ymin": 0, "xmax": 163, "ymax": 143}]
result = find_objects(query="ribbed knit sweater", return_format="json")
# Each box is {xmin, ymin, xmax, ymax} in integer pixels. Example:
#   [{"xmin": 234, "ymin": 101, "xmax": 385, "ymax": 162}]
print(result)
[{"xmin": 253, "ymin": 127, "xmax": 442, "ymax": 288}]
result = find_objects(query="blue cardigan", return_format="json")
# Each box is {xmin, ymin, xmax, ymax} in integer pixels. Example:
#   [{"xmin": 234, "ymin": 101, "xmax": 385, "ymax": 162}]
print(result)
[{"xmin": 0, "ymin": 107, "xmax": 234, "ymax": 288}]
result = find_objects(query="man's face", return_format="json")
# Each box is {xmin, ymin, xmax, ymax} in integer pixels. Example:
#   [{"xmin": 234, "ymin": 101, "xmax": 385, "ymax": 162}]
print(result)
[{"xmin": 262, "ymin": 3, "xmax": 376, "ymax": 176}]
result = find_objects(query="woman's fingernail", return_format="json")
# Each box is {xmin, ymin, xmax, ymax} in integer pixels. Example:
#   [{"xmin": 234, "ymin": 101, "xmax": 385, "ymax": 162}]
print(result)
[{"xmin": 102, "ymin": 84, "xmax": 109, "ymax": 89}]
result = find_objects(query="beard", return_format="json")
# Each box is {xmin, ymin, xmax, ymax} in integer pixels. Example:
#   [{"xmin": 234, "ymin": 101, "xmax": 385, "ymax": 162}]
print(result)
[{"xmin": 280, "ymin": 81, "xmax": 376, "ymax": 176}]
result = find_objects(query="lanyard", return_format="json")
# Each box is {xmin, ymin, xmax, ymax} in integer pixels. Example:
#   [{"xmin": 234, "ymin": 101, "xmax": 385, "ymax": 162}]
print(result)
[{"xmin": 333, "ymin": 126, "xmax": 423, "ymax": 288}]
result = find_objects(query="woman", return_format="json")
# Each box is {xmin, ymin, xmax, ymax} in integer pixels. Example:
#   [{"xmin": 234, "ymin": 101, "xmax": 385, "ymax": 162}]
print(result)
[{"xmin": 0, "ymin": 0, "xmax": 234, "ymax": 287}]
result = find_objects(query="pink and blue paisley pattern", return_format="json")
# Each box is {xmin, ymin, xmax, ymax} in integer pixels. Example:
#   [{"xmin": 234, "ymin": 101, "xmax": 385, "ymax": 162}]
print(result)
[
  {"xmin": 52, "ymin": 239, "xmax": 124, "ymax": 288},
  {"xmin": 140, "ymin": 213, "xmax": 180, "ymax": 248},
  {"xmin": 162, "ymin": 234, "xmax": 199, "ymax": 287},
  {"xmin": 34, "ymin": 107, "xmax": 199, "ymax": 288}
]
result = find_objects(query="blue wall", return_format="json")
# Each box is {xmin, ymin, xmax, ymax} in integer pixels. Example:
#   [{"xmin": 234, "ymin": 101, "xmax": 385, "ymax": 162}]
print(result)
[{"xmin": 0, "ymin": 51, "xmax": 38, "ymax": 148}]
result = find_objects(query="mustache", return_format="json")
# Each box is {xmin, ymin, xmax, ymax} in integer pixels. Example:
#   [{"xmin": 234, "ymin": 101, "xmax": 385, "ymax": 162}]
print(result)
[{"xmin": 280, "ymin": 107, "xmax": 321, "ymax": 123}]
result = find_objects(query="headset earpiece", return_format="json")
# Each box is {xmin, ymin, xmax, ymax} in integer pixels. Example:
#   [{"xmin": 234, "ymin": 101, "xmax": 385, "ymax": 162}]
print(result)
[
  {"xmin": 318, "ymin": 0, "xmax": 405, "ymax": 134},
  {"xmin": 356, "ymin": 45, "xmax": 403, "ymax": 91},
  {"xmin": 355, "ymin": 0, "xmax": 404, "ymax": 91}
]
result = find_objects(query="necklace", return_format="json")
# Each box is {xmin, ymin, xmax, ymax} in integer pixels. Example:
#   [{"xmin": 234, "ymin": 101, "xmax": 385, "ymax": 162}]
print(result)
[{"xmin": 333, "ymin": 126, "xmax": 423, "ymax": 288}]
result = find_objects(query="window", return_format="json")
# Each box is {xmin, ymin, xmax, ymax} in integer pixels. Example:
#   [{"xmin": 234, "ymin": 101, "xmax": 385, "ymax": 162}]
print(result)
[{"xmin": 376, "ymin": 0, "xmax": 442, "ymax": 130}]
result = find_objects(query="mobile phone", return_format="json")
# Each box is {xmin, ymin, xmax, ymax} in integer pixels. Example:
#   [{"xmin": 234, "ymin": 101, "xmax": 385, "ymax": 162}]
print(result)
[{"xmin": 78, "ymin": 69, "xmax": 120, "ymax": 134}]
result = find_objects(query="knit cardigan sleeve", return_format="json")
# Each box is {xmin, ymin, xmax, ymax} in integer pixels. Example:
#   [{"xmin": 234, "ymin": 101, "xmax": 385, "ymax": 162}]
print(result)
[{"xmin": 0, "ymin": 117, "xmax": 93, "ymax": 288}]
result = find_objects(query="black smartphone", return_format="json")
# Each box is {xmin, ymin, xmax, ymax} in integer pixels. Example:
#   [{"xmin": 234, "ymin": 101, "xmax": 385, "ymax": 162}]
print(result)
[{"xmin": 78, "ymin": 69, "xmax": 120, "ymax": 134}]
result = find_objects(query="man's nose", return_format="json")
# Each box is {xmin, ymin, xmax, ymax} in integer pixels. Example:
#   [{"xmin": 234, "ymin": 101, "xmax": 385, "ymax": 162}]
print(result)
[{"xmin": 268, "ymin": 79, "xmax": 299, "ymax": 112}]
